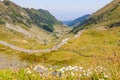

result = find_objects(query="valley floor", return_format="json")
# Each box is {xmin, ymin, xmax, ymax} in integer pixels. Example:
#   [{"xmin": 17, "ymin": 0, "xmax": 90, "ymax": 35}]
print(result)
[{"xmin": 0, "ymin": 27, "xmax": 120, "ymax": 80}]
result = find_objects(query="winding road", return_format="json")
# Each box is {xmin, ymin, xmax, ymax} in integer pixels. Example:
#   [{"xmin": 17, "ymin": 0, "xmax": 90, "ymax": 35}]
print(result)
[{"xmin": 0, "ymin": 30, "xmax": 84, "ymax": 54}]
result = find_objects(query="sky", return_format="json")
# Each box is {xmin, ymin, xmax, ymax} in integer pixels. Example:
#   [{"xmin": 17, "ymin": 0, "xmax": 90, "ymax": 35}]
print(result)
[{"xmin": 12, "ymin": 0, "xmax": 112, "ymax": 21}]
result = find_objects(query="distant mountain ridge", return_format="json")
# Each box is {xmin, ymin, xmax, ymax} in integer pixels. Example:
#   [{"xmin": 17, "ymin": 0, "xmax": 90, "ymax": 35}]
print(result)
[
  {"xmin": 62, "ymin": 20, "xmax": 72, "ymax": 26},
  {"xmin": 62, "ymin": 14, "xmax": 90, "ymax": 27},
  {"xmin": 73, "ymin": 0, "xmax": 120, "ymax": 33}
]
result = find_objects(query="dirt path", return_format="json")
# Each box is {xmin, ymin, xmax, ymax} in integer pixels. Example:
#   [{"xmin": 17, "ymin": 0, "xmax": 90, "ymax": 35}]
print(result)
[{"xmin": 0, "ymin": 30, "xmax": 84, "ymax": 53}]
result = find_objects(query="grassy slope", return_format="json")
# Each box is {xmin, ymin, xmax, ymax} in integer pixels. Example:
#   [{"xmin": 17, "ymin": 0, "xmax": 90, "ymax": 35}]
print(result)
[
  {"xmin": 0, "ymin": 0, "xmax": 61, "ymax": 32},
  {"xmin": 0, "ymin": 24, "xmax": 71, "ymax": 50},
  {"xmin": 0, "ymin": 0, "xmax": 72, "ymax": 50},
  {"xmin": 0, "ymin": 25, "xmax": 119, "ymax": 65},
  {"xmin": 0, "ymin": 0, "xmax": 71, "ymax": 50},
  {"xmin": 0, "ymin": 24, "xmax": 54, "ymax": 49},
  {"xmin": 0, "ymin": 0, "xmax": 120, "ymax": 79},
  {"xmin": 3, "ymin": 26, "xmax": 119, "ymax": 67},
  {"xmin": 0, "ymin": 26, "xmax": 120, "ymax": 79},
  {"xmin": 73, "ymin": 0, "xmax": 120, "ymax": 32},
  {"xmin": 44, "ymin": 27, "xmax": 120, "ymax": 67}
]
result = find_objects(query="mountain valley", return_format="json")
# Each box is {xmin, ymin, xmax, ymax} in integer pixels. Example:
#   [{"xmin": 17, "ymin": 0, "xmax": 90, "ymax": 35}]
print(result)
[{"xmin": 0, "ymin": 0, "xmax": 120, "ymax": 80}]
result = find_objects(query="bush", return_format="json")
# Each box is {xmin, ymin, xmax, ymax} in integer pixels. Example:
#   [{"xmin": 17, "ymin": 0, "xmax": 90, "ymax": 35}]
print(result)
[{"xmin": 0, "ymin": 18, "xmax": 5, "ymax": 24}]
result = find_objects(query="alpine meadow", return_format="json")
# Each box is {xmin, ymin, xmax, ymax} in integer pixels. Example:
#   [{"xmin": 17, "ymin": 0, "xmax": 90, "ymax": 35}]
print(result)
[{"xmin": 0, "ymin": 0, "xmax": 120, "ymax": 80}]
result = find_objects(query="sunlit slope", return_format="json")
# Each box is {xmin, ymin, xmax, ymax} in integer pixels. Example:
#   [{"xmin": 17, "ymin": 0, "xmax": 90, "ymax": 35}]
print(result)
[
  {"xmin": 16, "ymin": 27, "xmax": 120, "ymax": 67},
  {"xmin": 0, "ymin": 24, "xmax": 71, "ymax": 50},
  {"xmin": 0, "ymin": 22, "xmax": 119, "ymax": 80},
  {"xmin": 0, "ymin": 0, "xmax": 61, "ymax": 32},
  {"xmin": 0, "ymin": 25, "xmax": 55, "ymax": 50},
  {"xmin": 0, "ymin": 0, "xmax": 72, "ymax": 50},
  {"xmin": 73, "ymin": 0, "xmax": 120, "ymax": 32},
  {"xmin": 63, "ymin": 28, "xmax": 120, "ymax": 56}
]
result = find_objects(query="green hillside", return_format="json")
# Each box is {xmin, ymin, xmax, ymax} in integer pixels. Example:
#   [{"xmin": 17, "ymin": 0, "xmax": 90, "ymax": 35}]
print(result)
[
  {"xmin": 0, "ymin": 26, "xmax": 119, "ymax": 80},
  {"xmin": 73, "ymin": 0, "xmax": 120, "ymax": 32},
  {"xmin": 0, "ymin": 0, "xmax": 70, "ymax": 50},
  {"xmin": 0, "ymin": 0, "xmax": 61, "ymax": 32},
  {"xmin": 0, "ymin": 0, "xmax": 120, "ymax": 80}
]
